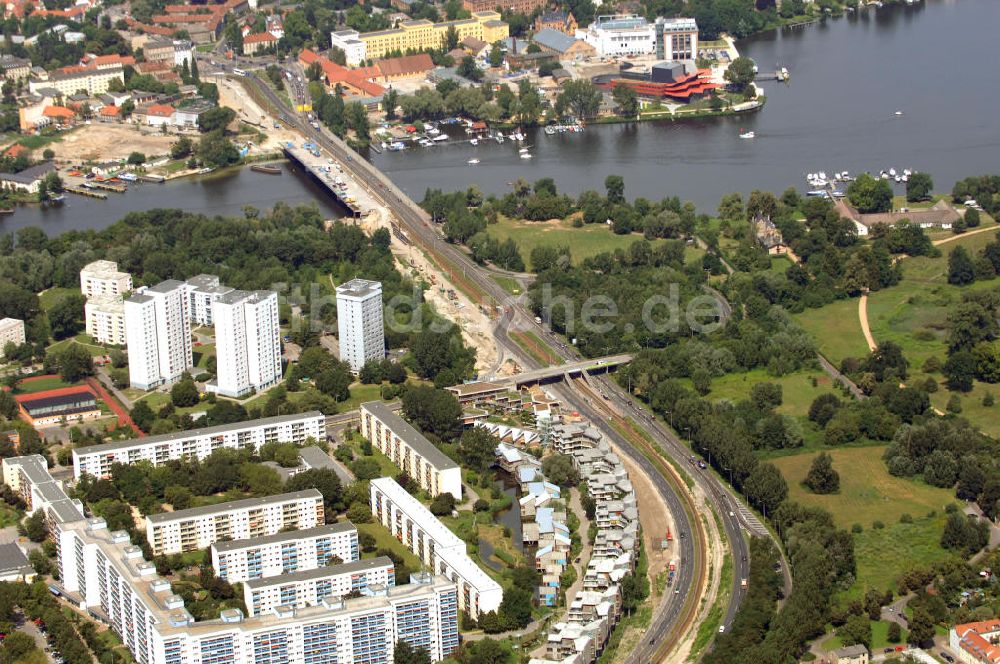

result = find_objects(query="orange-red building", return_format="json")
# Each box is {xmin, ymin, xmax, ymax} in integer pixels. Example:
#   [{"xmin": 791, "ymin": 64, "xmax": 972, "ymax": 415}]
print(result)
[{"xmin": 15, "ymin": 386, "xmax": 102, "ymax": 428}]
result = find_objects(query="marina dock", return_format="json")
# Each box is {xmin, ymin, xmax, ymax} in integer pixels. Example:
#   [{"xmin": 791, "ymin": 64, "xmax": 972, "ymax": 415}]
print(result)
[{"xmin": 66, "ymin": 186, "xmax": 108, "ymax": 199}]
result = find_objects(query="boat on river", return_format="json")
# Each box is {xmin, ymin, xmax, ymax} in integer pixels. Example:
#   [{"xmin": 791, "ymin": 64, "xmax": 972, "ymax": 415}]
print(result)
[{"xmin": 250, "ymin": 164, "xmax": 282, "ymax": 175}]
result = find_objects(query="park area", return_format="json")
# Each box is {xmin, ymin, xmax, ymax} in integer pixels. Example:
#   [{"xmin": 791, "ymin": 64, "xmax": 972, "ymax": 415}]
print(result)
[
  {"xmin": 485, "ymin": 216, "xmax": 703, "ymax": 269},
  {"xmin": 772, "ymin": 446, "xmax": 959, "ymax": 596}
]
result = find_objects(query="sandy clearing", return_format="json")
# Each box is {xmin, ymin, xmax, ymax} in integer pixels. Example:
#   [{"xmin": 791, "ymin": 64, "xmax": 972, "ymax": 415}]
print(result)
[{"xmin": 47, "ymin": 124, "xmax": 177, "ymax": 162}]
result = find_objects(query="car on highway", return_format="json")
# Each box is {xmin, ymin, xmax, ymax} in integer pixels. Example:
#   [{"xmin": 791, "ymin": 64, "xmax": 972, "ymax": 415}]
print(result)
[{"xmin": 718, "ymin": 625, "xmax": 725, "ymax": 633}]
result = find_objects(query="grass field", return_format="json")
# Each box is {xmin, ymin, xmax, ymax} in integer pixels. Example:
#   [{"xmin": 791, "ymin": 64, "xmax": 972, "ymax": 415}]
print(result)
[
  {"xmin": 821, "ymin": 619, "xmax": 908, "ymax": 652},
  {"xmin": 46, "ymin": 335, "xmax": 112, "ymax": 358},
  {"xmin": 865, "ymin": 229, "xmax": 1000, "ymax": 435},
  {"xmin": 0, "ymin": 503, "xmax": 21, "ymax": 528},
  {"xmin": 694, "ymin": 368, "xmax": 843, "ymax": 418},
  {"xmin": 486, "ymin": 216, "xmax": 663, "ymax": 269},
  {"xmin": 14, "ymin": 376, "xmax": 77, "ymax": 394},
  {"xmin": 355, "ymin": 521, "xmax": 423, "ymax": 571},
  {"xmin": 38, "ymin": 287, "xmax": 79, "ymax": 312},
  {"xmin": 492, "ymin": 274, "xmax": 522, "ymax": 294},
  {"xmin": 772, "ymin": 446, "xmax": 958, "ymax": 594},
  {"xmin": 793, "ymin": 298, "xmax": 870, "ymax": 366}
]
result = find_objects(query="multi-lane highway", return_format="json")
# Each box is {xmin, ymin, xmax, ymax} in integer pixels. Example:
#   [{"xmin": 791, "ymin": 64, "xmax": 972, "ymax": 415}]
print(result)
[{"xmin": 236, "ymin": 67, "xmax": 768, "ymax": 659}]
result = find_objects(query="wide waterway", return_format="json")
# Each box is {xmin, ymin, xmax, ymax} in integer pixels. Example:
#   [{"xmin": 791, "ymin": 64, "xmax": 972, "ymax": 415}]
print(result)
[
  {"xmin": 0, "ymin": 162, "xmax": 345, "ymax": 236},
  {"xmin": 2, "ymin": 0, "xmax": 997, "ymax": 235},
  {"xmin": 374, "ymin": 0, "xmax": 1000, "ymax": 211}
]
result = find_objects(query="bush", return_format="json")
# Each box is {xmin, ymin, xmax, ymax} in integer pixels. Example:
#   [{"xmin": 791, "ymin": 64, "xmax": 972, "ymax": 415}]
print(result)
[
  {"xmin": 872, "ymin": 520, "xmax": 885, "ymax": 530},
  {"xmin": 984, "ymin": 392, "xmax": 995, "ymax": 407},
  {"xmin": 899, "ymin": 513, "xmax": 912, "ymax": 524},
  {"xmin": 851, "ymin": 523, "xmax": 863, "ymax": 534}
]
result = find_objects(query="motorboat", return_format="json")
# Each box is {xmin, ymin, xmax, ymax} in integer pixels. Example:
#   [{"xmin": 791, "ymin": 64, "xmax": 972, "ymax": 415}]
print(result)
[
  {"xmin": 470, "ymin": 138, "xmax": 478, "ymax": 146},
  {"xmin": 388, "ymin": 142, "xmax": 406, "ymax": 151},
  {"xmin": 544, "ymin": 126, "xmax": 556, "ymax": 136},
  {"xmin": 419, "ymin": 139, "xmax": 434, "ymax": 147},
  {"xmin": 806, "ymin": 190, "xmax": 829, "ymax": 198},
  {"xmin": 495, "ymin": 134, "xmax": 504, "ymax": 144},
  {"xmin": 467, "ymin": 158, "xmax": 480, "ymax": 164},
  {"xmin": 426, "ymin": 127, "xmax": 440, "ymax": 136},
  {"xmin": 739, "ymin": 130, "xmax": 755, "ymax": 139},
  {"xmin": 519, "ymin": 152, "xmax": 532, "ymax": 159},
  {"xmin": 519, "ymin": 147, "xmax": 530, "ymax": 153},
  {"xmin": 889, "ymin": 167, "xmax": 897, "ymax": 177},
  {"xmin": 894, "ymin": 110, "xmax": 903, "ymax": 116}
]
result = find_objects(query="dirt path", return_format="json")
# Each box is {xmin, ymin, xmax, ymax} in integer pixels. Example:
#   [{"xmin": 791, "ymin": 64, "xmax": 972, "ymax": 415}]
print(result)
[{"xmin": 358, "ymin": 208, "xmax": 499, "ymax": 373}]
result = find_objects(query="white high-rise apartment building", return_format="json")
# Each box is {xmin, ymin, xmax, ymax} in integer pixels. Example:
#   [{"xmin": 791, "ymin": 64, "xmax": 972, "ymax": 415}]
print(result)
[
  {"xmin": 211, "ymin": 522, "xmax": 360, "ymax": 583},
  {"xmin": 124, "ymin": 280, "xmax": 193, "ymax": 390},
  {"xmin": 243, "ymin": 557, "xmax": 396, "ymax": 616},
  {"xmin": 184, "ymin": 274, "xmax": 234, "ymax": 326},
  {"xmin": 80, "ymin": 260, "xmax": 132, "ymax": 300},
  {"xmin": 336, "ymin": 279, "xmax": 384, "ymax": 373},
  {"xmin": 84, "ymin": 297, "xmax": 126, "ymax": 346},
  {"xmin": 209, "ymin": 290, "xmax": 281, "ymax": 398}
]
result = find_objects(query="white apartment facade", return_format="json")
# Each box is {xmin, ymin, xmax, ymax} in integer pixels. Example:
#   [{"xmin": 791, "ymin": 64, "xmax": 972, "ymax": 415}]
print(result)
[
  {"xmin": 578, "ymin": 15, "xmax": 655, "ymax": 57},
  {"xmin": 209, "ymin": 290, "xmax": 282, "ymax": 398},
  {"xmin": 243, "ymin": 556, "xmax": 396, "ymax": 616},
  {"xmin": 336, "ymin": 278, "xmax": 384, "ymax": 373},
  {"xmin": 146, "ymin": 489, "xmax": 325, "ymax": 555},
  {"xmin": 184, "ymin": 274, "xmax": 234, "ymax": 326},
  {"xmin": 0, "ymin": 317, "xmax": 25, "ymax": 349},
  {"xmin": 124, "ymin": 280, "xmax": 193, "ymax": 390},
  {"xmin": 84, "ymin": 297, "xmax": 126, "ymax": 346},
  {"xmin": 211, "ymin": 522, "xmax": 360, "ymax": 583},
  {"xmin": 72, "ymin": 411, "xmax": 324, "ymax": 479},
  {"xmin": 370, "ymin": 477, "xmax": 503, "ymax": 619},
  {"xmin": 657, "ymin": 17, "xmax": 698, "ymax": 61},
  {"xmin": 360, "ymin": 401, "xmax": 463, "ymax": 499},
  {"xmin": 80, "ymin": 260, "xmax": 132, "ymax": 300},
  {"xmin": 330, "ymin": 29, "xmax": 366, "ymax": 65},
  {"xmin": 58, "ymin": 515, "xmax": 460, "ymax": 664}
]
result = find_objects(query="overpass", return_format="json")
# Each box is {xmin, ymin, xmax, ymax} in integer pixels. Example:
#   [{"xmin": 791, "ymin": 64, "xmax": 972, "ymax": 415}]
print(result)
[{"xmin": 506, "ymin": 353, "xmax": 632, "ymax": 387}]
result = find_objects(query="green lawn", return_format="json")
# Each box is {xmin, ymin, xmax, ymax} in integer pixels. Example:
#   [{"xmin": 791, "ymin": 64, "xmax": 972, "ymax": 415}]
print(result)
[
  {"xmin": 486, "ymin": 216, "xmax": 664, "ymax": 270},
  {"xmin": 14, "ymin": 376, "xmax": 77, "ymax": 394},
  {"xmin": 46, "ymin": 336, "xmax": 111, "ymax": 358},
  {"xmin": 794, "ymin": 297, "xmax": 871, "ymax": 366},
  {"xmin": 0, "ymin": 503, "xmax": 21, "ymax": 528},
  {"xmin": 693, "ymin": 368, "xmax": 842, "ymax": 418},
  {"xmin": 340, "ymin": 383, "xmax": 383, "ymax": 412},
  {"xmin": 492, "ymin": 274, "xmax": 522, "ymax": 295},
  {"xmin": 38, "ymin": 287, "xmax": 79, "ymax": 312},
  {"xmin": 355, "ymin": 521, "xmax": 423, "ymax": 571},
  {"xmin": 772, "ymin": 446, "xmax": 958, "ymax": 595},
  {"xmin": 821, "ymin": 619, "xmax": 908, "ymax": 652}
]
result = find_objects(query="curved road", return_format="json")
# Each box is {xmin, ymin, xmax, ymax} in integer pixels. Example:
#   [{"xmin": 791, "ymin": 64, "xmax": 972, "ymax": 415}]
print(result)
[{"xmin": 240, "ymin": 68, "xmax": 759, "ymax": 658}]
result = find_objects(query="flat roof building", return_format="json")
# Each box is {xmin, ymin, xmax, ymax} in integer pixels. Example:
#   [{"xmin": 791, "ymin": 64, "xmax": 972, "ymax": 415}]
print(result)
[
  {"xmin": 211, "ymin": 522, "xmax": 360, "ymax": 584},
  {"xmin": 360, "ymin": 401, "xmax": 462, "ymax": 499},
  {"xmin": 80, "ymin": 260, "xmax": 133, "ymax": 301},
  {"xmin": 85, "ymin": 296, "xmax": 126, "ymax": 346},
  {"xmin": 124, "ymin": 280, "xmax": 193, "ymax": 390},
  {"xmin": 72, "ymin": 411, "xmax": 325, "ymax": 479},
  {"xmin": 243, "ymin": 556, "xmax": 396, "ymax": 616},
  {"xmin": 336, "ymin": 278, "xmax": 384, "ymax": 373},
  {"xmin": 0, "ymin": 317, "xmax": 25, "ymax": 349},
  {"xmin": 371, "ymin": 477, "xmax": 503, "ymax": 619},
  {"xmin": 146, "ymin": 489, "xmax": 325, "ymax": 555}
]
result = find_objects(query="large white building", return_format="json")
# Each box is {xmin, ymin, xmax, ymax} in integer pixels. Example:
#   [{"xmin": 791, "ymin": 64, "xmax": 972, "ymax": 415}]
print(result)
[
  {"xmin": 84, "ymin": 297, "xmax": 126, "ymax": 346},
  {"xmin": 209, "ymin": 290, "xmax": 282, "ymax": 398},
  {"xmin": 360, "ymin": 401, "xmax": 463, "ymax": 499},
  {"xmin": 330, "ymin": 29, "xmax": 366, "ymax": 66},
  {"xmin": 336, "ymin": 279, "xmax": 384, "ymax": 373},
  {"xmin": 80, "ymin": 260, "xmax": 133, "ymax": 300},
  {"xmin": 577, "ymin": 15, "xmax": 698, "ymax": 59},
  {"xmin": 211, "ymin": 522, "xmax": 360, "ymax": 584},
  {"xmin": 124, "ymin": 280, "xmax": 193, "ymax": 390},
  {"xmin": 146, "ymin": 490, "xmax": 325, "ymax": 555},
  {"xmin": 578, "ymin": 15, "xmax": 655, "ymax": 57},
  {"xmin": 0, "ymin": 317, "xmax": 25, "ymax": 350},
  {"xmin": 59, "ymin": 515, "xmax": 460, "ymax": 664},
  {"xmin": 5, "ymin": 456, "xmax": 460, "ymax": 664},
  {"xmin": 243, "ymin": 556, "xmax": 396, "ymax": 616},
  {"xmin": 184, "ymin": 274, "xmax": 234, "ymax": 327},
  {"xmin": 370, "ymin": 477, "xmax": 503, "ymax": 619},
  {"xmin": 72, "ymin": 411, "xmax": 325, "ymax": 479},
  {"xmin": 1, "ymin": 455, "xmax": 85, "ymax": 527}
]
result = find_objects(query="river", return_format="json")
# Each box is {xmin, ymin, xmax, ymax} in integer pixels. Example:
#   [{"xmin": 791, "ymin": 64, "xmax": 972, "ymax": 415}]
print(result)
[
  {"xmin": 3, "ymin": 0, "xmax": 997, "ymax": 235},
  {"xmin": 0, "ymin": 162, "xmax": 345, "ymax": 236},
  {"xmin": 373, "ymin": 0, "xmax": 1000, "ymax": 211}
]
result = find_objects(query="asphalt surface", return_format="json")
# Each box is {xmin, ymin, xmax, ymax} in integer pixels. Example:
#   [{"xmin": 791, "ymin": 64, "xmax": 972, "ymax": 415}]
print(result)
[{"xmin": 234, "ymin": 64, "xmax": 765, "ymax": 659}]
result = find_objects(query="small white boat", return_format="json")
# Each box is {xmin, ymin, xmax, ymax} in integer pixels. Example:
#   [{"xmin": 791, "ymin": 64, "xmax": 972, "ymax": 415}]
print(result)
[
  {"xmin": 419, "ymin": 139, "xmax": 433, "ymax": 147},
  {"xmin": 903, "ymin": 169, "xmax": 912, "ymax": 177},
  {"xmin": 894, "ymin": 110, "xmax": 903, "ymax": 116},
  {"xmin": 467, "ymin": 158, "xmax": 480, "ymax": 164},
  {"xmin": 818, "ymin": 171, "xmax": 827, "ymax": 181},
  {"xmin": 519, "ymin": 147, "xmax": 530, "ymax": 154},
  {"xmin": 544, "ymin": 126, "xmax": 555, "ymax": 136},
  {"xmin": 470, "ymin": 138, "xmax": 478, "ymax": 146},
  {"xmin": 495, "ymin": 134, "xmax": 504, "ymax": 144},
  {"xmin": 739, "ymin": 130, "xmax": 755, "ymax": 139},
  {"xmin": 894, "ymin": 175, "xmax": 902, "ymax": 183},
  {"xmin": 519, "ymin": 152, "xmax": 532, "ymax": 160},
  {"xmin": 432, "ymin": 134, "xmax": 448, "ymax": 142},
  {"xmin": 426, "ymin": 127, "xmax": 440, "ymax": 136},
  {"xmin": 889, "ymin": 167, "xmax": 897, "ymax": 177}
]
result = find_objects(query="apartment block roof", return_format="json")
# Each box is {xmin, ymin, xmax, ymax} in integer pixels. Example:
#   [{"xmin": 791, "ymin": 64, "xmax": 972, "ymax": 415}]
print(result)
[
  {"xmin": 212, "ymin": 522, "xmax": 357, "ymax": 554},
  {"xmin": 361, "ymin": 401, "xmax": 458, "ymax": 471},
  {"xmin": 244, "ymin": 556, "xmax": 394, "ymax": 590},
  {"xmin": 74, "ymin": 412, "xmax": 323, "ymax": 457},
  {"xmin": 146, "ymin": 489, "xmax": 323, "ymax": 524}
]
